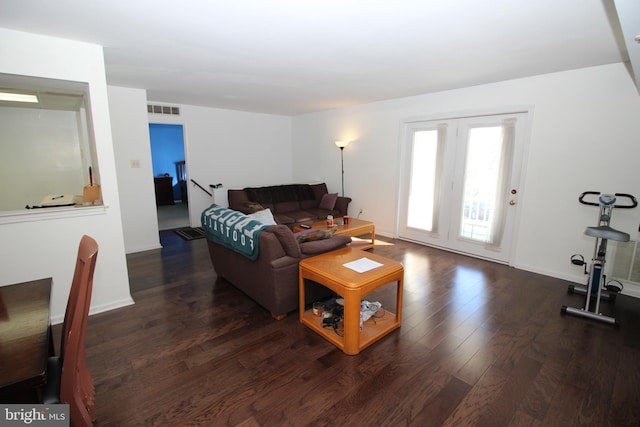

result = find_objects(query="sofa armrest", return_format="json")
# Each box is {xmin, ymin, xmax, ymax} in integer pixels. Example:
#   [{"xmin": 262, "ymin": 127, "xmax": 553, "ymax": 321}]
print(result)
[
  {"xmin": 335, "ymin": 196, "xmax": 352, "ymax": 216},
  {"xmin": 300, "ymin": 235, "xmax": 352, "ymax": 255}
]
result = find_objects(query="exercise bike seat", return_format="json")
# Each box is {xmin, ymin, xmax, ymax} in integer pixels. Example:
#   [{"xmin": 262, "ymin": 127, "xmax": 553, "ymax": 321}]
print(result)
[{"xmin": 584, "ymin": 225, "xmax": 630, "ymax": 242}]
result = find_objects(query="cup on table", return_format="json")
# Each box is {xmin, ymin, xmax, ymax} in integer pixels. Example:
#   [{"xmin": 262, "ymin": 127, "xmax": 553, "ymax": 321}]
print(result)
[
  {"xmin": 327, "ymin": 215, "xmax": 334, "ymax": 227},
  {"xmin": 312, "ymin": 302, "xmax": 325, "ymax": 317}
]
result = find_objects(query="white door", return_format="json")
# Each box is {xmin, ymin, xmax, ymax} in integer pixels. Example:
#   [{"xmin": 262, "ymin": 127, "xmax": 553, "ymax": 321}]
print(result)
[{"xmin": 398, "ymin": 112, "xmax": 528, "ymax": 263}]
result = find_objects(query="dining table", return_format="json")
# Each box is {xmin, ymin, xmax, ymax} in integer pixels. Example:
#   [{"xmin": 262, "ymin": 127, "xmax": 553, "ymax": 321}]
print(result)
[{"xmin": 0, "ymin": 277, "xmax": 52, "ymax": 402}]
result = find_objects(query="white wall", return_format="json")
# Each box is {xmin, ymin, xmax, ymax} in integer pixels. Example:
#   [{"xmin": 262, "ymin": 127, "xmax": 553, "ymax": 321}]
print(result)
[
  {"xmin": 0, "ymin": 28, "xmax": 133, "ymax": 321},
  {"xmin": 292, "ymin": 63, "xmax": 640, "ymax": 295},
  {"xmin": 108, "ymin": 86, "xmax": 161, "ymax": 253},
  {"xmin": 147, "ymin": 104, "xmax": 292, "ymax": 228},
  {"xmin": 0, "ymin": 107, "xmax": 84, "ymax": 210}
]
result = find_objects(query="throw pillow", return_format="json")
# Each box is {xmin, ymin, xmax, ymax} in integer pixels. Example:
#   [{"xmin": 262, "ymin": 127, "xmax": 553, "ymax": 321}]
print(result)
[
  {"xmin": 296, "ymin": 228, "xmax": 336, "ymax": 243},
  {"xmin": 267, "ymin": 225, "xmax": 301, "ymax": 258},
  {"xmin": 248, "ymin": 208, "xmax": 277, "ymax": 226},
  {"xmin": 244, "ymin": 201, "xmax": 265, "ymax": 213},
  {"xmin": 318, "ymin": 193, "xmax": 338, "ymax": 210}
]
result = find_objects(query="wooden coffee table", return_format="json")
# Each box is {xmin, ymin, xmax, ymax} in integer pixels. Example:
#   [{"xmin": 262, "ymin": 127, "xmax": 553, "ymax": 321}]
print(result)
[
  {"xmin": 294, "ymin": 217, "xmax": 375, "ymax": 250},
  {"xmin": 298, "ymin": 247, "xmax": 403, "ymax": 355}
]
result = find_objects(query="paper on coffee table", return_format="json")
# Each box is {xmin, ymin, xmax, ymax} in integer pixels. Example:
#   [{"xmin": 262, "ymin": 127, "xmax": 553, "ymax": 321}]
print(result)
[{"xmin": 343, "ymin": 257, "xmax": 383, "ymax": 273}]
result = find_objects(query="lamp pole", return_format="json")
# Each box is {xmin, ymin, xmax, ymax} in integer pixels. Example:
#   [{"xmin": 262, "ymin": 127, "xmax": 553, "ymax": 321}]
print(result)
[
  {"xmin": 339, "ymin": 146, "xmax": 345, "ymax": 197},
  {"xmin": 335, "ymin": 140, "xmax": 349, "ymax": 197}
]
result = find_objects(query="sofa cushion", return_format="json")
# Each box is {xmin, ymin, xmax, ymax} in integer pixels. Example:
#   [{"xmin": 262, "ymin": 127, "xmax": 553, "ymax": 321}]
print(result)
[
  {"xmin": 310, "ymin": 183, "xmax": 329, "ymax": 201},
  {"xmin": 267, "ymin": 225, "xmax": 301, "ymax": 258},
  {"xmin": 285, "ymin": 210, "xmax": 316, "ymax": 222},
  {"xmin": 246, "ymin": 184, "xmax": 315, "ymax": 204},
  {"xmin": 275, "ymin": 201, "xmax": 301, "ymax": 213},
  {"xmin": 248, "ymin": 208, "xmax": 277, "ymax": 226},
  {"xmin": 300, "ymin": 235, "xmax": 352, "ymax": 255},
  {"xmin": 319, "ymin": 192, "xmax": 338, "ymax": 210},
  {"xmin": 307, "ymin": 207, "xmax": 342, "ymax": 218},
  {"xmin": 299, "ymin": 199, "xmax": 318, "ymax": 210},
  {"xmin": 273, "ymin": 213, "xmax": 295, "ymax": 225},
  {"xmin": 260, "ymin": 202, "xmax": 275, "ymax": 212}
]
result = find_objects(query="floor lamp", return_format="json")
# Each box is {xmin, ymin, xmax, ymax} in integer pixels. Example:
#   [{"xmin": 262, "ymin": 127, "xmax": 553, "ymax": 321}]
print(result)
[{"xmin": 335, "ymin": 140, "xmax": 349, "ymax": 197}]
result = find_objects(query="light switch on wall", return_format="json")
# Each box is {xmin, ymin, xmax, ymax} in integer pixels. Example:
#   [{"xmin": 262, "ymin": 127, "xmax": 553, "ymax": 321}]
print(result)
[{"xmin": 131, "ymin": 159, "xmax": 140, "ymax": 168}]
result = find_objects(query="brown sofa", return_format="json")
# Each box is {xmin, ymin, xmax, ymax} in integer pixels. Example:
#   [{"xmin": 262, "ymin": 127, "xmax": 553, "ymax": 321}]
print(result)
[
  {"xmin": 228, "ymin": 183, "xmax": 351, "ymax": 229},
  {"xmin": 205, "ymin": 223, "xmax": 351, "ymax": 319}
]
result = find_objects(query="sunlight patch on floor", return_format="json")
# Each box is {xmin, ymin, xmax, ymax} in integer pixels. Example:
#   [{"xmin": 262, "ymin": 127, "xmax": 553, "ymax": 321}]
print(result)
[{"xmin": 373, "ymin": 238, "xmax": 394, "ymax": 246}]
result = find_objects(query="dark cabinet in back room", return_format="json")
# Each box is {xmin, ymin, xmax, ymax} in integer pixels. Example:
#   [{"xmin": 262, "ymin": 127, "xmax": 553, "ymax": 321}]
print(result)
[{"xmin": 154, "ymin": 176, "xmax": 174, "ymax": 205}]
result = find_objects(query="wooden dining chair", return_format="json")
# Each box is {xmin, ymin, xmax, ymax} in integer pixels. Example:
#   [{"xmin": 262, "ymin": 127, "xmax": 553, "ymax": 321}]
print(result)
[{"xmin": 43, "ymin": 235, "xmax": 98, "ymax": 426}]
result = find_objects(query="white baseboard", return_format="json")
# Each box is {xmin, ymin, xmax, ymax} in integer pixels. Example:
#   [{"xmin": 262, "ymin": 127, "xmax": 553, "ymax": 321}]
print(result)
[
  {"xmin": 51, "ymin": 296, "xmax": 135, "ymax": 325},
  {"xmin": 125, "ymin": 243, "xmax": 162, "ymax": 254}
]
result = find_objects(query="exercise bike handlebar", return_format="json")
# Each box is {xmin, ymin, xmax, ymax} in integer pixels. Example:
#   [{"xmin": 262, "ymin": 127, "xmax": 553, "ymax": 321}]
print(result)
[{"xmin": 578, "ymin": 191, "xmax": 638, "ymax": 208}]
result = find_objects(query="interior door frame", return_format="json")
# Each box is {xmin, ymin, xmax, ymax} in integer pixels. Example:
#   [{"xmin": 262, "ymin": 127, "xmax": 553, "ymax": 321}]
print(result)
[
  {"xmin": 395, "ymin": 106, "xmax": 534, "ymax": 266},
  {"xmin": 149, "ymin": 122, "xmax": 191, "ymax": 228}
]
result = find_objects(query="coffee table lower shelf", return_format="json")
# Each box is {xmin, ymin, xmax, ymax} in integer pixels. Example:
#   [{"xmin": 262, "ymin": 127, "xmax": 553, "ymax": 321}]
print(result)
[
  {"xmin": 299, "ymin": 247, "xmax": 404, "ymax": 355},
  {"xmin": 301, "ymin": 309, "xmax": 399, "ymax": 353}
]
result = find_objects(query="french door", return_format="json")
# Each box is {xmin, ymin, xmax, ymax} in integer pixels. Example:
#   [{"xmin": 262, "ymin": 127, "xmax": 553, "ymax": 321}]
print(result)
[{"xmin": 398, "ymin": 112, "xmax": 528, "ymax": 263}]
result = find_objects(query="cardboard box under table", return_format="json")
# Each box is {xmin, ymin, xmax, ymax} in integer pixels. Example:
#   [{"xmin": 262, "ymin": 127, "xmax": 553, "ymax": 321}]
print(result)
[{"xmin": 298, "ymin": 247, "xmax": 403, "ymax": 355}]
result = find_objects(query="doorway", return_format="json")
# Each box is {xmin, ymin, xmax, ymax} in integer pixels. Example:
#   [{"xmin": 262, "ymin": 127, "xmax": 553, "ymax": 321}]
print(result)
[
  {"xmin": 398, "ymin": 112, "xmax": 529, "ymax": 264},
  {"xmin": 149, "ymin": 123, "xmax": 189, "ymax": 230}
]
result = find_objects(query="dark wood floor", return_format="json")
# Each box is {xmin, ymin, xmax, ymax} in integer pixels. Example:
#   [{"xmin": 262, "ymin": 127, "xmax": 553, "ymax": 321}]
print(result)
[{"xmin": 78, "ymin": 231, "xmax": 640, "ymax": 426}]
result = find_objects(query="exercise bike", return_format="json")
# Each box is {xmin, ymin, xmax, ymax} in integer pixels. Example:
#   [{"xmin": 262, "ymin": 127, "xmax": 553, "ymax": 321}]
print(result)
[{"xmin": 561, "ymin": 191, "xmax": 637, "ymax": 326}]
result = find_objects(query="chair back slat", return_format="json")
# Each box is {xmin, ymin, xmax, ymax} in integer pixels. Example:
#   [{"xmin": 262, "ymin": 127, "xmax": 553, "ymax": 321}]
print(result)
[{"xmin": 59, "ymin": 235, "xmax": 98, "ymax": 426}]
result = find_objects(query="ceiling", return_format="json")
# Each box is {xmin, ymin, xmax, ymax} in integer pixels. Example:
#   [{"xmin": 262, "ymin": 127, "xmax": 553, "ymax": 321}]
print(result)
[{"xmin": 0, "ymin": 0, "xmax": 635, "ymax": 116}]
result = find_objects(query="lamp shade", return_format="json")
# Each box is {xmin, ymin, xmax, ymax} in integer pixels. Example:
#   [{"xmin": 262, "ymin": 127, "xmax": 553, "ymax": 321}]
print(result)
[{"xmin": 335, "ymin": 140, "xmax": 349, "ymax": 148}]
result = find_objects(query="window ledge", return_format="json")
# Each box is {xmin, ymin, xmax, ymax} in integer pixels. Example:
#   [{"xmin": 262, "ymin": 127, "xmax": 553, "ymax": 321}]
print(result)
[{"xmin": 0, "ymin": 204, "xmax": 108, "ymax": 225}]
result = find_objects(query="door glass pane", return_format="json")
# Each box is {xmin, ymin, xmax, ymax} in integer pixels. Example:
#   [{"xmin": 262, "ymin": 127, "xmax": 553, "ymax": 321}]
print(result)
[
  {"xmin": 407, "ymin": 130, "xmax": 438, "ymax": 231},
  {"xmin": 460, "ymin": 126, "xmax": 502, "ymax": 242}
]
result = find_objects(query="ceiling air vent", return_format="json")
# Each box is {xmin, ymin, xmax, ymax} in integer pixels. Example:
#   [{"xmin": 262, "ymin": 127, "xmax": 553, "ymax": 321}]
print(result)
[{"xmin": 147, "ymin": 104, "xmax": 180, "ymax": 115}]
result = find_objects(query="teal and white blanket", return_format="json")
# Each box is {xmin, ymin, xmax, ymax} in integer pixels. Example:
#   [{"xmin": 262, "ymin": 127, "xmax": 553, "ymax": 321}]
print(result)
[{"xmin": 201, "ymin": 205, "xmax": 268, "ymax": 260}]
